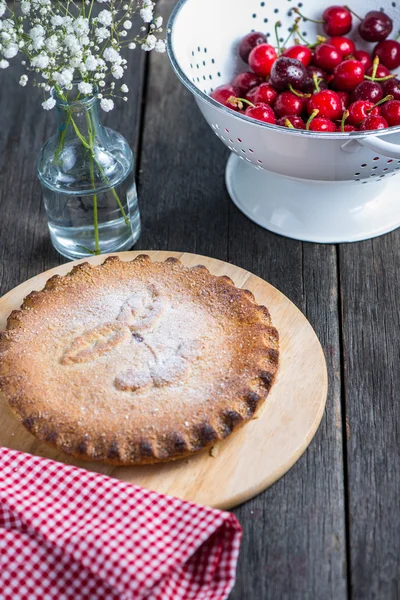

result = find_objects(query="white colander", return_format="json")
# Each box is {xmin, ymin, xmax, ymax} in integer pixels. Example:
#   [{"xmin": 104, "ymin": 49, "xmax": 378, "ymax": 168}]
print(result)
[{"xmin": 167, "ymin": 0, "xmax": 400, "ymax": 243}]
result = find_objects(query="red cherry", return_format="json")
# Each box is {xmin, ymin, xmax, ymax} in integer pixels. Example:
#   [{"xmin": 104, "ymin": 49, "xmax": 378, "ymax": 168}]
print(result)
[
  {"xmin": 322, "ymin": 6, "xmax": 352, "ymax": 37},
  {"xmin": 307, "ymin": 89, "xmax": 342, "ymax": 120},
  {"xmin": 249, "ymin": 43, "xmax": 278, "ymax": 77},
  {"xmin": 232, "ymin": 72, "xmax": 263, "ymax": 96},
  {"xmin": 366, "ymin": 64, "xmax": 391, "ymax": 79},
  {"xmin": 308, "ymin": 117, "xmax": 337, "ymax": 132},
  {"xmin": 211, "ymin": 85, "xmax": 240, "ymax": 110},
  {"xmin": 314, "ymin": 43, "xmax": 342, "ymax": 72},
  {"xmin": 347, "ymin": 100, "xmax": 380, "ymax": 126},
  {"xmin": 380, "ymin": 99, "xmax": 400, "ymax": 126},
  {"xmin": 239, "ymin": 32, "xmax": 267, "ymax": 63},
  {"xmin": 274, "ymin": 91, "xmax": 306, "ymax": 118},
  {"xmin": 353, "ymin": 50, "xmax": 373, "ymax": 71},
  {"xmin": 283, "ymin": 45, "xmax": 313, "ymax": 66},
  {"xmin": 327, "ymin": 36, "xmax": 355, "ymax": 57},
  {"xmin": 359, "ymin": 115, "xmax": 389, "ymax": 130},
  {"xmin": 277, "ymin": 115, "xmax": 305, "ymax": 129},
  {"xmin": 337, "ymin": 90, "xmax": 350, "ymax": 112},
  {"xmin": 359, "ymin": 11, "xmax": 393, "ymax": 43},
  {"xmin": 383, "ymin": 78, "xmax": 400, "ymax": 100},
  {"xmin": 373, "ymin": 40, "xmax": 400, "ymax": 71},
  {"xmin": 333, "ymin": 60, "xmax": 365, "ymax": 92},
  {"xmin": 336, "ymin": 123, "xmax": 357, "ymax": 132},
  {"xmin": 351, "ymin": 81, "xmax": 383, "ymax": 103},
  {"xmin": 245, "ymin": 103, "xmax": 277, "ymax": 124},
  {"xmin": 246, "ymin": 82, "xmax": 279, "ymax": 106}
]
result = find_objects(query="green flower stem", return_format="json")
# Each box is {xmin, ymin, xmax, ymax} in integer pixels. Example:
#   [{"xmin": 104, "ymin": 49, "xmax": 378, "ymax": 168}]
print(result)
[
  {"xmin": 53, "ymin": 95, "xmax": 131, "ymax": 255},
  {"xmin": 89, "ymin": 152, "xmax": 100, "ymax": 255},
  {"xmin": 86, "ymin": 110, "xmax": 130, "ymax": 227}
]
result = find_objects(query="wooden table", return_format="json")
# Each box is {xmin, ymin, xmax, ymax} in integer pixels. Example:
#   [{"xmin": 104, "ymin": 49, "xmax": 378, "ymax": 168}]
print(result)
[{"xmin": 0, "ymin": 1, "xmax": 399, "ymax": 598}]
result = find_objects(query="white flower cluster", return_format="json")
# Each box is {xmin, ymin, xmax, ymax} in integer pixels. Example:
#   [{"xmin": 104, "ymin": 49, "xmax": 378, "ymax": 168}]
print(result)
[{"xmin": 0, "ymin": 0, "xmax": 165, "ymax": 111}]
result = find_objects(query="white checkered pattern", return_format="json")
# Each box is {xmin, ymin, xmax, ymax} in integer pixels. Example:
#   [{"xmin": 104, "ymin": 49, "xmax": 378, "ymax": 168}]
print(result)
[{"xmin": 0, "ymin": 448, "xmax": 242, "ymax": 599}]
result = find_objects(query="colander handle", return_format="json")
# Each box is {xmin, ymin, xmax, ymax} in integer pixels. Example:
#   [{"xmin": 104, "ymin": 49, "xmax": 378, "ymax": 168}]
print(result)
[{"xmin": 342, "ymin": 136, "xmax": 400, "ymax": 159}]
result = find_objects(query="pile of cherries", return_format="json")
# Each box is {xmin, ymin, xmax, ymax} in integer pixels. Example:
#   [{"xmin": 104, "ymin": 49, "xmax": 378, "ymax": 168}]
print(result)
[{"xmin": 210, "ymin": 5, "xmax": 400, "ymax": 132}]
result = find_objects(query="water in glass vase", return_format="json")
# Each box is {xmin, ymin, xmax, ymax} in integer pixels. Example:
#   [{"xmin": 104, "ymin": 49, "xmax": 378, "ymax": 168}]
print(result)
[
  {"xmin": 43, "ymin": 174, "xmax": 140, "ymax": 260},
  {"xmin": 37, "ymin": 86, "xmax": 141, "ymax": 260}
]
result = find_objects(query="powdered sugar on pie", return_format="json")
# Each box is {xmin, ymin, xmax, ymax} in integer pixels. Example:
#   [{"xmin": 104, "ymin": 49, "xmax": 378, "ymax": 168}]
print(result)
[{"xmin": 0, "ymin": 255, "xmax": 279, "ymax": 465}]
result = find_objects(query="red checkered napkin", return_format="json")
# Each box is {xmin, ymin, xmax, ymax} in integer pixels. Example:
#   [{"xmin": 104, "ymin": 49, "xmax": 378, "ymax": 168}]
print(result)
[{"xmin": 0, "ymin": 447, "xmax": 242, "ymax": 600}]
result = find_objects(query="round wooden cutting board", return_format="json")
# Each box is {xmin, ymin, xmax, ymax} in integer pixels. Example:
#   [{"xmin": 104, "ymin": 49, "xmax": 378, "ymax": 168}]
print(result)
[{"xmin": 0, "ymin": 251, "xmax": 327, "ymax": 509}]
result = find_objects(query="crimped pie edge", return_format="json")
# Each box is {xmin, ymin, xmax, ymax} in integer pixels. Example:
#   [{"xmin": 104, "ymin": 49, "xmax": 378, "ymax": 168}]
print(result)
[{"xmin": 0, "ymin": 255, "xmax": 280, "ymax": 465}]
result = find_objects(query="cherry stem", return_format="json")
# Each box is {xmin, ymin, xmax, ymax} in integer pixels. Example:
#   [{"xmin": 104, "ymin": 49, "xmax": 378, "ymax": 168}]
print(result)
[
  {"xmin": 370, "ymin": 94, "xmax": 394, "ymax": 111},
  {"xmin": 344, "ymin": 5, "xmax": 362, "ymax": 21},
  {"xmin": 288, "ymin": 84, "xmax": 311, "ymax": 98},
  {"xmin": 285, "ymin": 119, "xmax": 295, "ymax": 129},
  {"xmin": 313, "ymin": 72, "xmax": 320, "ymax": 93},
  {"xmin": 341, "ymin": 110, "xmax": 350, "ymax": 133},
  {"xmin": 282, "ymin": 18, "xmax": 301, "ymax": 49},
  {"xmin": 306, "ymin": 109, "xmax": 319, "ymax": 130},
  {"xmin": 275, "ymin": 21, "xmax": 282, "ymax": 55},
  {"xmin": 228, "ymin": 96, "xmax": 255, "ymax": 110},
  {"xmin": 365, "ymin": 74, "xmax": 396, "ymax": 82},
  {"xmin": 293, "ymin": 25, "xmax": 325, "ymax": 48},
  {"xmin": 397, "ymin": 31, "xmax": 400, "ymax": 40},
  {"xmin": 292, "ymin": 7, "xmax": 324, "ymax": 25},
  {"xmin": 371, "ymin": 56, "xmax": 379, "ymax": 81}
]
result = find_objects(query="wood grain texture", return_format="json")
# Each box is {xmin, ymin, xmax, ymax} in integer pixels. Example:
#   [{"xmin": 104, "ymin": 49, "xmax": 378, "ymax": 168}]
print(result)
[
  {"xmin": 0, "ymin": 0, "xmax": 397, "ymax": 595},
  {"xmin": 0, "ymin": 251, "xmax": 327, "ymax": 509},
  {"xmin": 137, "ymin": 1, "xmax": 348, "ymax": 597},
  {"xmin": 339, "ymin": 234, "xmax": 400, "ymax": 600}
]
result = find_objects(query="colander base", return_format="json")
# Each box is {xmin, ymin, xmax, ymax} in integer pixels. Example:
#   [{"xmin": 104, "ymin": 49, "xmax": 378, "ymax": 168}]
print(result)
[{"xmin": 226, "ymin": 154, "xmax": 400, "ymax": 244}]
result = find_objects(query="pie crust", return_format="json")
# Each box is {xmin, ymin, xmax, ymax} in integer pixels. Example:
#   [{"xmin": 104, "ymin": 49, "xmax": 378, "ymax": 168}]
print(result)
[{"xmin": 0, "ymin": 255, "xmax": 279, "ymax": 465}]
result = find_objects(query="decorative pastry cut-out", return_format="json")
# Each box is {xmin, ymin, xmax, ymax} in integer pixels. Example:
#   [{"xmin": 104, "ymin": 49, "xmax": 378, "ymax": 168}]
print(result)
[
  {"xmin": 61, "ymin": 323, "xmax": 130, "ymax": 365},
  {"xmin": 116, "ymin": 284, "xmax": 165, "ymax": 331}
]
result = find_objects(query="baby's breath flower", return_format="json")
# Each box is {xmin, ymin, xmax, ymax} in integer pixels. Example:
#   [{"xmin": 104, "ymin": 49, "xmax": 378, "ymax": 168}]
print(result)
[
  {"xmin": 123, "ymin": 96, "xmax": 127, "ymax": 101},
  {"xmin": 4, "ymin": 43, "xmax": 18, "ymax": 59},
  {"xmin": 155, "ymin": 39, "xmax": 166, "ymax": 53},
  {"xmin": 85, "ymin": 55, "xmax": 98, "ymax": 71},
  {"xmin": 42, "ymin": 96, "xmax": 56, "ymax": 110},
  {"xmin": 21, "ymin": 2, "xmax": 31, "ymax": 15},
  {"xmin": 0, "ymin": 0, "xmax": 165, "ymax": 111},
  {"xmin": 140, "ymin": 2, "xmax": 153, "ymax": 23},
  {"xmin": 142, "ymin": 33, "xmax": 156, "ymax": 51},
  {"xmin": 103, "ymin": 46, "xmax": 121, "ymax": 64},
  {"xmin": 112, "ymin": 64, "xmax": 123, "ymax": 79},
  {"xmin": 31, "ymin": 52, "xmax": 49, "ymax": 68},
  {"xmin": 100, "ymin": 97, "xmax": 114, "ymax": 112},
  {"xmin": 78, "ymin": 81, "xmax": 93, "ymax": 95},
  {"xmin": 98, "ymin": 9, "xmax": 112, "ymax": 27},
  {"xmin": 95, "ymin": 26, "xmax": 110, "ymax": 41}
]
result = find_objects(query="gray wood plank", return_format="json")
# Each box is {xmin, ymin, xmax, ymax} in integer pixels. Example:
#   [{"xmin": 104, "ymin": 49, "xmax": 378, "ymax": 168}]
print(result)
[
  {"xmin": 229, "ymin": 235, "xmax": 347, "ymax": 599},
  {"xmin": 0, "ymin": 48, "xmax": 146, "ymax": 297},
  {"xmin": 139, "ymin": 2, "xmax": 348, "ymax": 597},
  {"xmin": 339, "ymin": 233, "xmax": 400, "ymax": 600}
]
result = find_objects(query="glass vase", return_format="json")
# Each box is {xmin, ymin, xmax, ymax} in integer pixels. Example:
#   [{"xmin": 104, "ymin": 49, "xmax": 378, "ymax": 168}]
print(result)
[{"xmin": 37, "ymin": 88, "xmax": 140, "ymax": 260}]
